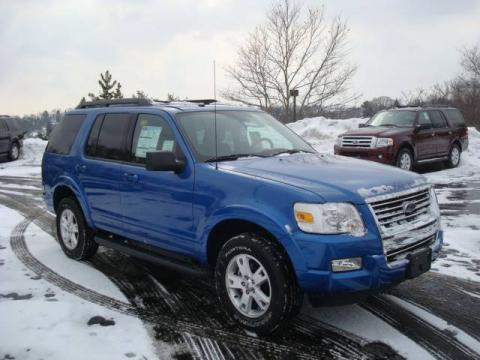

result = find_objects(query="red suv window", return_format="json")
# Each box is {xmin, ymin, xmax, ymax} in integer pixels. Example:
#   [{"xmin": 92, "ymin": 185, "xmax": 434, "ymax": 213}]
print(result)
[{"xmin": 429, "ymin": 111, "xmax": 448, "ymax": 128}]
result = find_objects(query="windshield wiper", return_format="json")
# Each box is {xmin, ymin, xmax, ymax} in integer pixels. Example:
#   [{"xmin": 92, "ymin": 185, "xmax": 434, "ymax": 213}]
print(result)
[
  {"xmin": 205, "ymin": 154, "xmax": 266, "ymax": 162},
  {"xmin": 380, "ymin": 123, "xmax": 398, "ymax": 127},
  {"xmin": 267, "ymin": 149, "xmax": 314, "ymax": 157}
]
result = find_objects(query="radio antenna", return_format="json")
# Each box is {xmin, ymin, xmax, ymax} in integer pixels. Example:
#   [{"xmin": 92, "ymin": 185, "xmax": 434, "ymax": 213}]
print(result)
[{"xmin": 214, "ymin": 60, "xmax": 218, "ymax": 170}]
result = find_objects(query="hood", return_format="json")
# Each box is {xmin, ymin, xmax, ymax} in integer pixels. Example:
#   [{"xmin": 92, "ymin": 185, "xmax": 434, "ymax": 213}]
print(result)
[
  {"xmin": 220, "ymin": 153, "xmax": 427, "ymax": 204},
  {"xmin": 340, "ymin": 126, "xmax": 411, "ymax": 137}
]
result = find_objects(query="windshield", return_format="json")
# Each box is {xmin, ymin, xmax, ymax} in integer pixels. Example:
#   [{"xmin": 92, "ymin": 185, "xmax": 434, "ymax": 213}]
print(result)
[
  {"xmin": 176, "ymin": 110, "xmax": 314, "ymax": 162},
  {"xmin": 368, "ymin": 110, "xmax": 416, "ymax": 128}
]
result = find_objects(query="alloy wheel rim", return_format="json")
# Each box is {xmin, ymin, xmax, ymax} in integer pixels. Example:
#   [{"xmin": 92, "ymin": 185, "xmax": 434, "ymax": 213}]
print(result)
[
  {"xmin": 60, "ymin": 209, "xmax": 79, "ymax": 250},
  {"xmin": 451, "ymin": 147, "xmax": 460, "ymax": 165},
  {"xmin": 225, "ymin": 254, "xmax": 272, "ymax": 318},
  {"xmin": 11, "ymin": 145, "xmax": 19, "ymax": 159},
  {"xmin": 400, "ymin": 153, "xmax": 412, "ymax": 170}
]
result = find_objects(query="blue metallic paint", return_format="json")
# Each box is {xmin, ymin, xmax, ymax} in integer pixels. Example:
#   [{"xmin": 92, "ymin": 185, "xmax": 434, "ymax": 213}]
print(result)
[{"xmin": 42, "ymin": 104, "xmax": 441, "ymax": 297}]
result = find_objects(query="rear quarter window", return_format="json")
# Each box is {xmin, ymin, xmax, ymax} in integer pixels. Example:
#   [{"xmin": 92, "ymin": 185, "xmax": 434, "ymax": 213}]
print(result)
[
  {"xmin": 45, "ymin": 114, "xmax": 86, "ymax": 155},
  {"xmin": 443, "ymin": 109, "xmax": 466, "ymax": 128}
]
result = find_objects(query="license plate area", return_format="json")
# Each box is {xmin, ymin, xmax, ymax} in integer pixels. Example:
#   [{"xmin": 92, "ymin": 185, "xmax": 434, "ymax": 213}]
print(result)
[{"xmin": 406, "ymin": 247, "xmax": 432, "ymax": 278}]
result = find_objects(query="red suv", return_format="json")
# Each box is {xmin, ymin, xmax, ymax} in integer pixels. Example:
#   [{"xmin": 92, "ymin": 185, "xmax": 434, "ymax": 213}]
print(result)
[{"xmin": 334, "ymin": 106, "xmax": 469, "ymax": 171}]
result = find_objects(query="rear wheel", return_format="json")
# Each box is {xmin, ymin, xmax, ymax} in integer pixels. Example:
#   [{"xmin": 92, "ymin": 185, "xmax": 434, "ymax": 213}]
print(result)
[
  {"xmin": 446, "ymin": 144, "xmax": 461, "ymax": 168},
  {"xmin": 215, "ymin": 233, "xmax": 303, "ymax": 335},
  {"xmin": 56, "ymin": 198, "xmax": 98, "ymax": 260},
  {"xmin": 8, "ymin": 142, "xmax": 20, "ymax": 161},
  {"xmin": 396, "ymin": 148, "xmax": 413, "ymax": 171}
]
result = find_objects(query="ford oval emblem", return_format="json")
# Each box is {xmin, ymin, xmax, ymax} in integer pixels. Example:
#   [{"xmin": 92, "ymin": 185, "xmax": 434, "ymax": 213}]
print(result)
[{"xmin": 403, "ymin": 201, "xmax": 416, "ymax": 215}]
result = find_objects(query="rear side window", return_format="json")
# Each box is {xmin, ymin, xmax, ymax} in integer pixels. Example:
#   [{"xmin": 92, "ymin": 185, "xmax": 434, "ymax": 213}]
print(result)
[
  {"xmin": 417, "ymin": 112, "xmax": 432, "ymax": 127},
  {"xmin": 429, "ymin": 111, "xmax": 447, "ymax": 128},
  {"xmin": 85, "ymin": 115, "xmax": 104, "ymax": 157},
  {"xmin": 0, "ymin": 118, "xmax": 7, "ymax": 132},
  {"xmin": 95, "ymin": 113, "xmax": 130, "ymax": 161},
  {"xmin": 444, "ymin": 109, "xmax": 466, "ymax": 128},
  {"xmin": 5, "ymin": 118, "xmax": 21, "ymax": 132},
  {"xmin": 46, "ymin": 114, "xmax": 86, "ymax": 155}
]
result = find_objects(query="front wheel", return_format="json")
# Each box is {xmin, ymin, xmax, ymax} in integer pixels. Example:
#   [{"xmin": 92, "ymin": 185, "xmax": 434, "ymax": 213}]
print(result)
[
  {"xmin": 8, "ymin": 142, "xmax": 20, "ymax": 161},
  {"xmin": 215, "ymin": 233, "xmax": 303, "ymax": 335},
  {"xmin": 396, "ymin": 148, "xmax": 414, "ymax": 171},
  {"xmin": 446, "ymin": 144, "xmax": 461, "ymax": 168}
]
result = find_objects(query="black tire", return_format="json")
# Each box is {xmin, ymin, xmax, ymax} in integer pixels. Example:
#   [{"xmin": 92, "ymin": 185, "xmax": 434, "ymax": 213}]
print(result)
[
  {"xmin": 446, "ymin": 143, "xmax": 461, "ymax": 168},
  {"xmin": 56, "ymin": 197, "xmax": 98, "ymax": 260},
  {"xmin": 215, "ymin": 233, "xmax": 303, "ymax": 335},
  {"xmin": 8, "ymin": 141, "xmax": 20, "ymax": 161},
  {"xmin": 396, "ymin": 147, "xmax": 414, "ymax": 171}
]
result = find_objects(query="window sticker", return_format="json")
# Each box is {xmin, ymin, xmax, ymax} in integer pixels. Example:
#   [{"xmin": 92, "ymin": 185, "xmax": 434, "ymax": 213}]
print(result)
[
  {"xmin": 135, "ymin": 126, "xmax": 162, "ymax": 158},
  {"xmin": 162, "ymin": 140, "xmax": 175, "ymax": 151}
]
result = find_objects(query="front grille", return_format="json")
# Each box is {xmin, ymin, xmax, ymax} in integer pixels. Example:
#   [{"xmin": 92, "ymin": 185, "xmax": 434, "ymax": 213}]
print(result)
[
  {"xmin": 341, "ymin": 136, "xmax": 375, "ymax": 148},
  {"xmin": 366, "ymin": 186, "xmax": 438, "ymax": 263},
  {"xmin": 369, "ymin": 187, "xmax": 431, "ymax": 233}
]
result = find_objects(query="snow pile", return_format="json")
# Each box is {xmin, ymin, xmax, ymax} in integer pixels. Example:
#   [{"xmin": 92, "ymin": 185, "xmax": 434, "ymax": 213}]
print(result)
[
  {"xmin": 288, "ymin": 117, "xmax": 365, "ymax": 153},
  {"xmin": 0, "ymin": 138, "xmax": 47, "ymax": 177}
]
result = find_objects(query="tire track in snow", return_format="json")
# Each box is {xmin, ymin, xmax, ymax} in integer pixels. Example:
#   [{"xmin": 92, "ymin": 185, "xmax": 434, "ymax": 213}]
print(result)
[{"xmin": 362, "ymin": 295, "xmax": 480, "ymax": 360}]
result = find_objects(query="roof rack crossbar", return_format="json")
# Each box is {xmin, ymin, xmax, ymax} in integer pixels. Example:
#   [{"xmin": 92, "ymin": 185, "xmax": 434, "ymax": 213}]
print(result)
[{"xmin": 76, "ymin": 98, "xmax": 152, "ymax": 109}]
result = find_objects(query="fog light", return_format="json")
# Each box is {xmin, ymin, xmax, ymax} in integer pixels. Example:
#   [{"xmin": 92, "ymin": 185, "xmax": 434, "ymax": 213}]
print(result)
[
  {"xmin": 331, "ymin": 257, "xmax": 362, "ymax": 272},
  {"xmin": 378, "ymin": 154, "xmax": 383, "ymax": 159}
]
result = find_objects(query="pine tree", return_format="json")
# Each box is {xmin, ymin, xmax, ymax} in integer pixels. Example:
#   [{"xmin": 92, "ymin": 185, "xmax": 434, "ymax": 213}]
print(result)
[{"xmin": 87, "ymin": 70, "xmax": 123, "ymax": 100}]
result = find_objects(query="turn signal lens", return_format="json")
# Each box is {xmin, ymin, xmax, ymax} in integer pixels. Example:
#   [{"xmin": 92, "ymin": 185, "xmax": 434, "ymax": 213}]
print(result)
[{"xmin": 295, "ymin": 211, "xmax": 314, "ymax": 223}]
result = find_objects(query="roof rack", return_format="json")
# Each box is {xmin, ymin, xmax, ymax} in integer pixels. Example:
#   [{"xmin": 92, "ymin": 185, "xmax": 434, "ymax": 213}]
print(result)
[
  {"xmin": 184, "ymin": 99, "xmax": 217, "ymax": 105},
  {"xmin": 76, "ymin": 98, "xmax": 152, "ymax": 109}
]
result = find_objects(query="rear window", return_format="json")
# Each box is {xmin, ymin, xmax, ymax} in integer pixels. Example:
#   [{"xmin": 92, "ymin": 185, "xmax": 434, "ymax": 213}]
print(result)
[
  {"xmin": 429, "ymin": 110, "xmax": 448, "ymax": 128},
  {"xmin": 46, "ymin": 114, "xmax": 86, "ymax": 155},
  {"xmin": 444, "ymin": 109, "xmax": 465, "ymax": 128},
  {"xmin": 5, "ymin": 118, "xmax": 21, "ymax": 132}
]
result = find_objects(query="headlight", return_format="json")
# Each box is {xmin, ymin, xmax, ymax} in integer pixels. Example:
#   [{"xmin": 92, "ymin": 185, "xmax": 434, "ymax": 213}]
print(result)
[
  {"xmin": 376, "ymin": 138, "xmax": 393, "ymax": 147},
  {"xmin": 335, "ymin": 137, "xmax": 342, "ymax": 146},
  {"xmin": 429, "ymin": 187, "xmax": 440, "ymax": 218},
  {"xmin": 294, "ymin": 203, "xmax": 365, "ymax": 236}
]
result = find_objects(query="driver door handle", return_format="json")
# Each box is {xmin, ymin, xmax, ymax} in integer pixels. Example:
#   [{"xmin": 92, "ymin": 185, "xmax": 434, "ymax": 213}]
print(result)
[
  {"xmin": 123, "ymin": 173, "xmax": 139, "ymax": 183},
  {"xmin": 75, "ymin": 164, "xmax": 87, "ymax": 173}
]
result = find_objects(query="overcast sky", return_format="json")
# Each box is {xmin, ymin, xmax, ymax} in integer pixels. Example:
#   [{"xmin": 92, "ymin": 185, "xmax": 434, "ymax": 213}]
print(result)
[{"xmin": 1, "ymin": 0, "xmax": 479, "ymax": 115}]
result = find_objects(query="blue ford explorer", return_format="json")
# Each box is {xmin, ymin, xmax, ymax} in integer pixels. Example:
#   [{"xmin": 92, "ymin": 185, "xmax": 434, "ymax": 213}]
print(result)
[{"xmin": 42, "ymin": 99, "xmax": 442, "ymax": 335}]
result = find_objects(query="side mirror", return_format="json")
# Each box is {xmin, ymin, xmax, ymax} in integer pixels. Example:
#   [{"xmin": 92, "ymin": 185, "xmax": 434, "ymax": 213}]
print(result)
[
  {"xmin": 415, "ymin": 123, "xmax": 431, "ymax": 131},
  {"xmin": 146, "ymin": 151, "xmax": 184, "ymax": 173},
  {"xmin": 358, "ymin": 123, "xmax": 368, "ymax": 128}
]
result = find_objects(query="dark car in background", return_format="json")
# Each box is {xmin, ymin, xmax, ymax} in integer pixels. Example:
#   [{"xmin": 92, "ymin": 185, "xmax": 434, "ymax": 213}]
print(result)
[
  {"xmin": 0, "ymin": 115, "xmax": 24, "ymax": 161},
  {"xmin": 334, "ymin": 106, "xmax": 468, "ymax": 171}
]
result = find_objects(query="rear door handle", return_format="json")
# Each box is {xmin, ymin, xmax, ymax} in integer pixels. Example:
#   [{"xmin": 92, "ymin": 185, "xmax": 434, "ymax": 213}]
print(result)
[
  {"xmin": 75, "ymin": 164, "xmax": 87, "ymax": 173},
  {"xmin": 123, "ymin": 173, "xmax": 139, "ymax": 183}
]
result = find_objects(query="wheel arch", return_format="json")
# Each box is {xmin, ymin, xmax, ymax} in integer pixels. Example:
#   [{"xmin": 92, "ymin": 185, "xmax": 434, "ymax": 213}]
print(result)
[
  {"xmin": 52, "ymin": 179, "xmax": 94, "ymax": 228},
  {"xmin": 397, "ymin": 141, "xmax": 416, "ymax": 161}
]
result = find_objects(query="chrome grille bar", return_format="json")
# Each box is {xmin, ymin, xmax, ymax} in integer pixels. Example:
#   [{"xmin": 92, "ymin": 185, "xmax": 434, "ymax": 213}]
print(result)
[{"xmin": 341, "ymin": 136, "xmax": 375, "ymax": 148}]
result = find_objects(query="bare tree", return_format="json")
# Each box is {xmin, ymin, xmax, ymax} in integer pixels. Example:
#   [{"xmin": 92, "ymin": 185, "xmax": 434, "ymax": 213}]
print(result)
[
  {"xmin": 461, "ymin": 45, "xmax": 480, "ymax": 78},
  {"xmin": 223, "ymin": 0, "xmax": 357, "ymax": 121}
]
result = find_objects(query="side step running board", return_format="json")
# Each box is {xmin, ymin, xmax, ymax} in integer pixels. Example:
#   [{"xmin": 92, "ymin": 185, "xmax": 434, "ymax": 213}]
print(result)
[{"xmin": 94, "ymin": 235, "xmax": 210, "ymax": 277}]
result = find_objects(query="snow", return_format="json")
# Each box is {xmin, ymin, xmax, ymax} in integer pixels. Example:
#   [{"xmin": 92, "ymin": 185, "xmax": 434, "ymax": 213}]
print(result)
[
  {"xmin": 305, "ymin": 302, "xmax": 435, "ymax": 360},
  {"xmin": 386, "ymin": 295, "xmax": 480, "ymax": 354},
  {"xmin": 0, "ymin": 205, "xmax": 159, "ymax": 360},
  {"xmin": 0, "ymin": 138, "xmax": 47, "ymax": 177}
]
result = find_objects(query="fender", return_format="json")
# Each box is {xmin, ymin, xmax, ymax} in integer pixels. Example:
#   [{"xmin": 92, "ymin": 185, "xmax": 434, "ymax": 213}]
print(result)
[
  {"xmin": 199, "ymin": 204, "xmax": 308, "ymax": 273},
  {"xmin": 52, "ymin": 175, "xmax": 94, "ymax": 228}
]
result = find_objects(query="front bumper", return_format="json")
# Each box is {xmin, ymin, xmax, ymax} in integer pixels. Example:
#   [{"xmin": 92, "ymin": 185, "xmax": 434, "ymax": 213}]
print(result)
[
  {"xmin": 334, "ymin": 145, "xmax": 396, "ymax": 165},
  {"xmin": 295, "ymin": 228, "xmax": 443, "ymax": 303}
]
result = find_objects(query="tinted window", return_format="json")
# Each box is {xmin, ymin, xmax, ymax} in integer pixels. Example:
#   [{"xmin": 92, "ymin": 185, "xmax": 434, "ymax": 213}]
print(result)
[
  {"xmin": 417, "ymin": 112, "xmax": 432, "ymax": 127},
  {"xmin": 5, "ymin": 118, "xmax": 21, "ymax": 132},
  {"xmin": 429, "ymin": 111, "xmax": 447, "ymax": 128},
  {"xmin": 95, "ymin": 113, "xmax": 130, "ymax": 161},
  {"xmin": 131, "ymin": 114, "xmax": 178, "ymax": 164},
  {"xmin": 85, "ymin": 115, "xmax": 104, "ymax": 157},
  {"xmin": 46, "ymin": 114, "xmax": 86, "ymax": 155},
  {"xmin": 444, "ymin": 109, "xmax": 466, "ymax": 128},
  {"xmin": 0, "ymin": 118, "xmax": 7, "ymax": 132}
]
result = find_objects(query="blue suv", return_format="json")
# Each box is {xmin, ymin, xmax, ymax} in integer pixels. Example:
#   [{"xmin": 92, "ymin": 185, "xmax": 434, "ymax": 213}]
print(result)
[{"xmin": 42, "ymin": 99, "xmax": 443, "ymax": 334}]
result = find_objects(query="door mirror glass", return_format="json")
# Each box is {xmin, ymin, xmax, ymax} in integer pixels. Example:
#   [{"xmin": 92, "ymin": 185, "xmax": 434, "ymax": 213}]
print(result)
[{"xmin": 146, "ymin": 151, "xmax": 184, "ymax": 172}]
